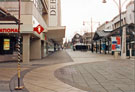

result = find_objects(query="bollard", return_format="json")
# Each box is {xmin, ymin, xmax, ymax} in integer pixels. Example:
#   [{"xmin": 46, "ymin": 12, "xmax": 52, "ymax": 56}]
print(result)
[{"xmin": 114, "ymin": 51, "xmax": 119, "ymax": 59}]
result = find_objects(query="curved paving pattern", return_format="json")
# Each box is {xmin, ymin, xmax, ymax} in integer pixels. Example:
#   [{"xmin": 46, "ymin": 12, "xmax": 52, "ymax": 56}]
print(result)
[
  {"xmin": 23, "ymin": 50, "xmax": 134, "ymax": 92},
  {"xmin": 24, "ymin": 62, "xmax": 89, "ymax": 92},
  {"xmin": 55, "ymin": 61, "xmax": 134, "ymax": 92},
  {"xmin": 23, "ymin": 50, "xmax": 115, "ymax": 92}
]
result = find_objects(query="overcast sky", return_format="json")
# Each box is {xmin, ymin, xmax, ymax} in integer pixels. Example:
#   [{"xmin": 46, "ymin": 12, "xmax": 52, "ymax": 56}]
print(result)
[{"xmin": 61, "ymin": 0, "xmax": 131, "ymax": 41}]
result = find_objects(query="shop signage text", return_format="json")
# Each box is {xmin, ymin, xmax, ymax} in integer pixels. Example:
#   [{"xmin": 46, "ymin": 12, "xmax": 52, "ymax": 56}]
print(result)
[
  {"xmin": 0, "ymin": 28, "xmax": 18, "ymax": 33},
  {"xmin": 50, "ymin": 0, "xmax": 56, "ymax": 16}
]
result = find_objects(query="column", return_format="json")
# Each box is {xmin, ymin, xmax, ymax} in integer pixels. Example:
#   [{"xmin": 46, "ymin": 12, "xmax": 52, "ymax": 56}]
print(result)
[
  {"xmin": 108, "ymin": 40, "xmax": 110, "ymax": 54},
  {"xmin": 46, "ymin": 42, "xmax": 48, "ymax": 54},
  {"xmin": 100, "ymin": 40, "xmax": 101, "ymax": 54},
  {"xmin": 96, "ymin": 41, "xmax": 97, "ymax": 53},
  {"xmin": 54, "ymin": 43, "xmax": 56, "ymax": 52},
  {"xmin": 105, "ymin": 39, "xmax": 106, "ymax": 54},
  {"xmin": 91, "ymin": 43, "xmax": 94, "ymax": 53},
  {"xmin": 129, "ymin": 42, "xmax": 132, "ymax": 58},
  {"xmin": 41, "ymin": 41, "xmax": 44, "ymax": 58},
  {"xmin": 121, "ymin": 26, "xmax": 126, "ymax": 59},
  {"xmin": 22, "ymin": 35, "xmax": 30, "ymax": 63},
  {"xmin": 30, "ymin": 39, "xmax": 41, "ymax": 60}
]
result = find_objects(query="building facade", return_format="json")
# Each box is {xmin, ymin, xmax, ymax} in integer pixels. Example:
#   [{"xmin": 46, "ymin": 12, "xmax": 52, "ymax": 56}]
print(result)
[
  {"xmin": 92, "ymin": 1, "xmax": 135, "ymax": 58},
  {"xmin": 0, "ymin": 0, "xmax": 65, "ymax": 63}
]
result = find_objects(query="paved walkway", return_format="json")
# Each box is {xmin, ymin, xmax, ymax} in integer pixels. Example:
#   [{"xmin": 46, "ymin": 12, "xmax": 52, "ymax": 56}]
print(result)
[
  {"xmin": 23, "ymin": 50, "xmax": 135, "ymax": 92},
  {"xmin": 0, "ymin": 50, "xmax": 72, "ymax": 92},
  {"xmin": 56, "ymin": 51, "xmax": 134, "ymax": 92},
  {"xmin": 0, "ymin": 52, "xmax": 18, "ymax": 62},
  {"xmin": 0, "ymin": 50, "xmax": 134, "ymax": 92}
]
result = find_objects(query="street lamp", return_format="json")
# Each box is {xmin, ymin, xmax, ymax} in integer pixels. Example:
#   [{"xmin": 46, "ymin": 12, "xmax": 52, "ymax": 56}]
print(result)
[
  {"xmin": 102, "ymin": 0, "xmax": 122, "ymax": 55},
  {"xmin": 83, "ymin": 18, "xmax": 100, "ymax": 52},
  {"xmin": 83, "ymin": 18, "xmax": 93, "ymax": 38},
  {"xmin": 83, "ymin": 18, "xmax": 100, "ymax": 38},
  {"xmin": 103, "ymin": 0, "xmax": 122, "ymax": 33}
]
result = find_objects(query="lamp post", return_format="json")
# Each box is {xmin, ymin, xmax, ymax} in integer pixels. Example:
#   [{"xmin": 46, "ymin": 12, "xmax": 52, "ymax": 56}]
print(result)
[
  {"xmin": 15, "ymin": 0, "xmax": 24, "ymax": 90},
  {"xmin": 102, "ymin": 0, "xmax": 122, "ymax": 29},
  {"xmin": 134, "ymin": 0, "xmax": 135, "ymax": 90},
  {"xmin": 83, "ymin": 18, "xmax": 100, "ymax": 38},
  {"xmin": 103, "ymin": 0, "xmax": 130, "ymax": 59},
  {"xmin": 83, "ymin": 18, "xmax": 100, "ymax": 52},
  {"xmin": 102, "ymin": 0, "xmax": 122, "ymax": 53}
]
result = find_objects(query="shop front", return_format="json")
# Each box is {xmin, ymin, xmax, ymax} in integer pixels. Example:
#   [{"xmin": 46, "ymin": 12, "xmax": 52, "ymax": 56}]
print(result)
[
  {"xmin": 0, "ymin": 2, "xmax": 48, "ymax": 63},
  {"xmin": 0, "ymin": 28, "xmax": 20, "ymax": 55}
]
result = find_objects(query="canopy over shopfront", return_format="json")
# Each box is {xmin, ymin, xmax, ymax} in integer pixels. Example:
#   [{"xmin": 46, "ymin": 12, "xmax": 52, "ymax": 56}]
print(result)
[
  {"xmin": 0, "ymin": 7, "xmax": 18, "ymax": 23},
  {"xmin": 46, "ymin": 26, "xmax": 66, "ymax": 45},
  {"xmin": 93, "ymin": 30, "xmax": 112, "ymax": 42}
]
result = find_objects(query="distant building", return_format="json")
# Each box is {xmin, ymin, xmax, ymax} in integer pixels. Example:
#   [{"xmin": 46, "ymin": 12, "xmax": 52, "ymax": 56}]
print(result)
[
  {"xmin": 72, "ymin": 32, "xmax": 94, "ymax": 51},
  {"xmin": 72, "ymin": 33, "xmax": 83, "ymax": 45},
  {"xmin": 82, "ymin": 32, "xmax": 94, "ymax": 45}
]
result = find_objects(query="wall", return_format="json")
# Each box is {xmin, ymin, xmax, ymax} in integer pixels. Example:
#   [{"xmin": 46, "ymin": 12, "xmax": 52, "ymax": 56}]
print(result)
[
  {"xmin": 126, "ymin": 2, "xmax": 134, "ymax": 24},
  {"xmin": 0, "ymin": 2, "xmax": 47, "ymax": 34},
  {"xmin": 48, "ymin": 0, "xmax": 59, "ymax": 26}
]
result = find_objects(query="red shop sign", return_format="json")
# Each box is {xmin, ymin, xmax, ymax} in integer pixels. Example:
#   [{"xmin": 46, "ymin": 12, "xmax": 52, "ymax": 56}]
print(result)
[
  {"xmin": 33, "ymin": 24, "xmax": 44, "ymax": 34},
  {"xmin": 0, "ymin": 28, "xmax": 18, "ymax": 33}
]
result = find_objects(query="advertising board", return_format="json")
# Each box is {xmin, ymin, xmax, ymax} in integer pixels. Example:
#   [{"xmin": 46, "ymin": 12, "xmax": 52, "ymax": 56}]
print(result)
[{"xmin": 111, "ymin": 36, "xmax": 121, "ymax": 51}]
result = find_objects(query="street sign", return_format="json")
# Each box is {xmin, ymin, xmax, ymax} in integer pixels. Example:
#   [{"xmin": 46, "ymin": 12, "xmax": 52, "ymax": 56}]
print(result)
[
  {"xmin": 33, "ymin": 24, "xmax": 44, "ymax": 34},
  {"xmin": 111, "ymin": 36, "xmax": 121, "ymax": 51}
]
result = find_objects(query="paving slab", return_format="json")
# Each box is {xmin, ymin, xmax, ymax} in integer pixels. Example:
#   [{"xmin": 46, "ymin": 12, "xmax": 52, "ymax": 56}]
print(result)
[
  {"xmin": 55, "ymin": 50, "xmax": 135, "ymax": 92},
  {"xmin": 23, "ymin": 50, "xmax": 115, "ymax": 92},
  {"xmin": 0, "ymin": 50, "xmax": 135, "ymax": 92}
]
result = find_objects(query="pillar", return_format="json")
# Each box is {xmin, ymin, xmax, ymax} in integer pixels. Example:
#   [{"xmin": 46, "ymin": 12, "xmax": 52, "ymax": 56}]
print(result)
[
  {"xmin": 108, "ymin": 40, "xmax": 109, "ymax": 54},
  {"xmin": 41, "ymin": 41, "xmax": 44, "ymax": 58},
  {"xmin": 100, "ymin": 40, "xmax": 101, "ymax": 54},
  {"xmin": 121, "ymin": 26, "xmax": 126, "ymax": 59},
  {"xmin": 54, "ymin": 43, "xmax": 56, "ymax": 52},
  {"xmin": 105, "ymin": 39, "xmax": 106, "ymax": 54},
  {"xmin": 96, "ymin": 41, "xmax": 97, "ymax": 53},
  {"xmin": 22, "ymin": 35, "xmax": 30, "ymax": 63},
  {"xmin": 30, "ymin": 39, "xmax": 41, "ymax": 60},
  {"xmin": 91, "ymin": 43, "xmax": 93, "ymax": 53},
  {"xmin": 46, "ymin": 42, "xmax": 48, "ymax": 54},
  {"xmin": 130, "ymin": 48, "xmax": 132, "ymax": 58}
]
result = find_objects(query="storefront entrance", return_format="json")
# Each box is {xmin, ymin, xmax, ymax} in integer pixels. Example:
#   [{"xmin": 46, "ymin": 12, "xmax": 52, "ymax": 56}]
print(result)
[{"xmin": 0, "ymin": 34, "xmax": 20, "ymax": 55}]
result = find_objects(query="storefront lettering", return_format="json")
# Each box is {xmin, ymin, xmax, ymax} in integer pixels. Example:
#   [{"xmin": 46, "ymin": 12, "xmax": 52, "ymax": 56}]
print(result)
[
  {"xmin": 50, "ymin": 0, "xmax": 56, "ymax": 16},
  {"xmin": 50, "ymin": 10, "xmax": 56, "ymax": 15},
  {"xmin": 50, "ymin": 0, "xmax": 56, "ymax": 3},
  {"xmin": 0, "ymin": 28, "xmax": 18, "ymax": 33}
]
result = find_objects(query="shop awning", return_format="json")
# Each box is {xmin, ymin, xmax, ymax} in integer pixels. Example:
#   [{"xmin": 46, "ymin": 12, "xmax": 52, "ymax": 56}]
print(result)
[
  {"xmin": 0, "ymin": 7, "xmax": 18, "ymax": 23},
  {"xmin": 46, "ymin": 26, "xmax": 66, "ymax": 45},
  {"xmin": 96, "ymin": 30, "xmax": 111, "ymax": 37},
  {"xmin": 93, "ymin": 30, "xmax": 111, "ymax": 41}
]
